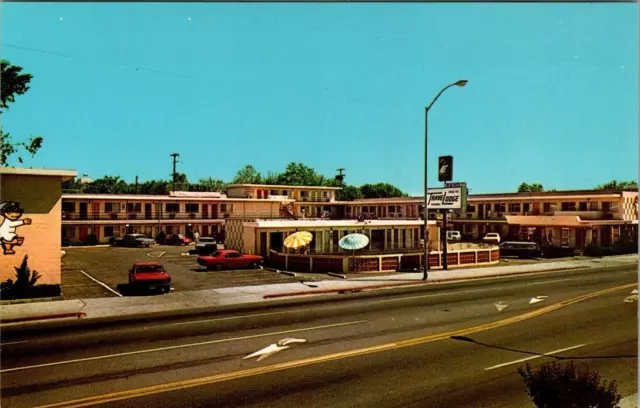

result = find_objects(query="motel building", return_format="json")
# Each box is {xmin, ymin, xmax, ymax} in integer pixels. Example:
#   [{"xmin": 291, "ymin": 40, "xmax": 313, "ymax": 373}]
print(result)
[
  {"xmin": 0, "ymin": 167, "xmax": 77, "ymax": 286},
  {"xmin": 333, "ymin": 189, "xmax": 638, "ymax": 249}
]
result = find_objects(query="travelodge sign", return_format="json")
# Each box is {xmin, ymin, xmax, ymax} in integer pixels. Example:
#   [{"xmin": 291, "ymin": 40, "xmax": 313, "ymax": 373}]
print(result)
[{"xmin": 427, "ymin": 187, "xmax": 463, "ymax": 210}]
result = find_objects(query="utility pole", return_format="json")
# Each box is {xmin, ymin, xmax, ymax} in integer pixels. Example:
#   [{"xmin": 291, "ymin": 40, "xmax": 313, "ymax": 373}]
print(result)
[
  {"xmin": 170, "ymin": 153, "xmax": 180, "ymax": 193},
  {"xmin": 135, "ymin": 176, "xmax": 139, "ymax": 194},
  {"xmin": 335, "ymin": 168, "xmax": 345, "ymax": 201}
]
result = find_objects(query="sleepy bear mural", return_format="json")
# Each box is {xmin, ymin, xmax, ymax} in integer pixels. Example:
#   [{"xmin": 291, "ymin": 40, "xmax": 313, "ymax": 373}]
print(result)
[{"xmin": 0, "ymin": 201, "xmax": 31, "ymax": 255}]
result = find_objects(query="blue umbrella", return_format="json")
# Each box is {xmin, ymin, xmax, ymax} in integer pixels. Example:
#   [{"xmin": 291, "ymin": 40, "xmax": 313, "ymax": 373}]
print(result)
[{"xmin": 339, "ymin": 233, "xmax": 370, "ymax": 251}]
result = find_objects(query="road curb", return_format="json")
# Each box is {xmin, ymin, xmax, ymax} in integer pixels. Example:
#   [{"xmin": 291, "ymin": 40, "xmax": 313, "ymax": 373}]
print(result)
[
  {"xmin": 263, "ymin": 266, "xmax": 591, "ymax": 299},
  {"xmin": 327, "ymin": 272, "xmax": 347, "ymax": 279},
  {"xmin": 2, "ymin": 312, "xmax": 86, "ymax": 324},
  {"xmin": 279, "ymin": 271, "xmax": 297, "ymax": 277}
]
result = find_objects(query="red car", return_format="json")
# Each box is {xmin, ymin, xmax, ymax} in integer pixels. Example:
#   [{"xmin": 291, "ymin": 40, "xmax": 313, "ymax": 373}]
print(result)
[
  {"xmin": 164, "ymin": 234, "xmax": 191, "ymax": 246},
  {"xmin": 197, "ymin": 250, "xmax": 264, "ymax": 271},
  {"xmin": 128, "ymin": 261, "xmax": 172, "ymax": 293}
]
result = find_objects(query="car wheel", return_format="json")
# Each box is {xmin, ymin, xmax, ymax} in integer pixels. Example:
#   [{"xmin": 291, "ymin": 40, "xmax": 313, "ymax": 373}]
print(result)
[
  {"xmin": 215, "ymin": 264, "xmax": 223, "ymax": 271},
  {"xmin": 251, "ymin": 262, "xmax": 260, "ymax": 269}
]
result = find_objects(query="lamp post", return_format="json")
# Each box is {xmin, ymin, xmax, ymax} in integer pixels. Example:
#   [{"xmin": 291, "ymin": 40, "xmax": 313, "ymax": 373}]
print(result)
[{"xmin": 423, "ymin": 79, "xmax": 468, "ymax": 281}]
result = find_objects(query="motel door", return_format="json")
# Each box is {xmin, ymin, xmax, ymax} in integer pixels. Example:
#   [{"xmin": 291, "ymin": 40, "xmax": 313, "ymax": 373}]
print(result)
[
  {"xmin": 92, "ymin": 202, "xmax": 100, "ymax": 219},
  {"xmin": 145, "ymin": 203, "xmax": 152, "ymax": 220},
  {"xmin": 202, "ymin": 204, "xmax": 208, "ymax": 219},
  {"xmin": 211, "ymin": 204, "xmax": 219, "ymax": 219},
  {"xmin": 78, "ymin": 227, "xmax": 88, "ymax": 242}
]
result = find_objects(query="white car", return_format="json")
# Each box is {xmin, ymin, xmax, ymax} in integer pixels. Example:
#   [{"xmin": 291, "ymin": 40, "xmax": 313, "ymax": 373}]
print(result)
[
  {"xmin": 446, "ymin": 231, "xmax": 461, "ymax": 241},
  {"xmin": 482, "ymin": 233, "xmax": 501, "ymax": 244}
]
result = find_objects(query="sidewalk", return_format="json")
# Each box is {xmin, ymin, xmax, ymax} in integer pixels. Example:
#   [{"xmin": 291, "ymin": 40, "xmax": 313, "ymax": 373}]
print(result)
[{"xmin": 1, "ymin": 254, "xmax": 637, "ymax": 326}]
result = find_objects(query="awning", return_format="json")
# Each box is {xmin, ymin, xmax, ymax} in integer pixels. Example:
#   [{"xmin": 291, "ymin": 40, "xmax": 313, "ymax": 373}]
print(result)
[{"xmin": 505, "ymin": 215, "xmax": 583, "ymax": 227}]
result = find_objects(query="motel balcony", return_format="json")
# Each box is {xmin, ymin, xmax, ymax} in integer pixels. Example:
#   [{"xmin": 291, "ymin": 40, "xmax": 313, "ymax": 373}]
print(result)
[{"xmin": 61, "ymin": 211, "xmax": 283, "ymax": 222}]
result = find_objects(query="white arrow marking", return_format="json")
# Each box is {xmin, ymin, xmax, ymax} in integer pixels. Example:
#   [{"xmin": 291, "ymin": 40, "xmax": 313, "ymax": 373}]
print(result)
[
  {"xmin": 243, "ymin": 343, "xmax": 291, "ymax": 361},
  {"xmin": 631, "ymin": 289, "xmax": 638, "ymax": 295},
  {"xmin": 529, "ymin": 296, "xmax": 548, "ymax": 305},
  {"xmin": 624, "ymin": 295, "xmax": 638, "ymax": 303},
  {"xmin": 494, "ymin": 302, "xmax": 509, "ymax": 312},
  {"xmin": 146, "ymin": 251, "xmax": 166, "ymax": 258},
  {"xmin": 278, "ymin": 338, "xmax": 307, "ymax": 346}
]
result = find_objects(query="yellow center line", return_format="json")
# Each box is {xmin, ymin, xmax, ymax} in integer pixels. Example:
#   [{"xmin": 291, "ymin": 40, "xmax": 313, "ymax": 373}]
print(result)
[{"xmin": 33, "ymin": 282, "xmax": 637, "ymax": 408}]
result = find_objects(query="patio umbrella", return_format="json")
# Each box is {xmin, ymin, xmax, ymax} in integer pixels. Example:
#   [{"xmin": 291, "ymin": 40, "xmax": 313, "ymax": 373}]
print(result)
[
  {"xmin": 284, "ymin": 231, "xmax": 313, "ymax": 249},
  {"xmin": 339, "ymin": 233, "xmax": 370, "ymax": 251}
]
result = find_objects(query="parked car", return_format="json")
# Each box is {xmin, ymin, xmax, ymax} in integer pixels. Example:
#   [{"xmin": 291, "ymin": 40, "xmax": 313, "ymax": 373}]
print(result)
[
  {"xmin": 128, "ymin": 261, "xmax": 172, "ymax": 294},
  {"xmin": 482, "ymin": 233, "xmax": 501, "ymax": 244},
  {"xmin": 164, "ymin": 234, "xmax": 191, "ymax": 246},
  {"xmin": 499, "ymin": 241, "xmax": 543, "ymax": 258},
  {"xmin": 195, "ymin": 237, "xmax": 217, "ymax": 255},
  {"xmin": 197, "ymin": 249, "xmax": 264, "ymax": 271},
  {"xmin": 113, "ymin": 234, "xmax": 156, "ymax": 248},
  {"xmin": 446, "ymin": 231, "xmax": 461, "ymax": 241}
]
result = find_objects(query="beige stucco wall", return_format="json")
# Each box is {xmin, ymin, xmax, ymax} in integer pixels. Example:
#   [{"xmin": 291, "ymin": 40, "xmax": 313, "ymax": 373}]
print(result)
[{"xmin": 1, "ymin": 175, "xmax": 62, "ymax": 285}]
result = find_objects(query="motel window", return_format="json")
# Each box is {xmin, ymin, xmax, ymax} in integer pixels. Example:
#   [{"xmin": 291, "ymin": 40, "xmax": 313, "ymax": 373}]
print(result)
[
  {"xmin": 126, "ymin": 203, "xmax": 142, "ymax": 213},
  {"xmin": 166, "ymin": 226, "xmax": 175, "ymax": 235},
  {"xmin": 105, "ymin": 202, "xmax": 121, "ymax": 213},
  {"xmin": 104, "ymin": 226, "xmax": 115, "ymax": 237},
  {"xmin": 561, "ymin": 202, "xmax": 577, "ymax": 211},
  {"xmin": 165, "ymin": 203, "xmax": 180, "ymax": 213},
  {"xmin": 62, "ymin": 202, "xmax": 76, "ymax": 213},
  {"xmin": 508, "ymin": 203, "xmax": 521, "ymax": 213},
  {"xmin": 186, "ymin": 203, "xmax": 199, "ymax": 213},
  {"xmin": 220, "ymin": 203, "xmax": 233, "ymax": 213},
  {"xmin": 270, "ymin": 190, "xmax": 278, "ymax": 196},
  {"xmin": 324, "ymin": 191, "xmax": 329, "ymax": 198},
  {"xmin": 523, "ymin": 203, "xmax": 530, "ymax": 212},
  {"xmin": 578, "ymin": 202, "xmax": 588, "ymax": 211},
  {"xmin": 300, "ymin": 191, "xmax": 307, "ymax": 198},
  {"xmin": 494, "ymin": 203, "xmax": 506, "ymax": 213},
  {"xmin": 388, "ymin": 205, "xmax": 396, "ymax": 215},
  {"xmin": 466, "ymin": 204, "xmax": 476, "ymax": 213},
  {"xmin": 282, "ymin": 190, "xmax": 288, "ymax": 196},
  {"xmin": 370, "ymin": 206, "xmax": 376, "ymax": 214},
  {"xmin": 543, "ymin": 202, "xmax": 557, "ymax": 213}
]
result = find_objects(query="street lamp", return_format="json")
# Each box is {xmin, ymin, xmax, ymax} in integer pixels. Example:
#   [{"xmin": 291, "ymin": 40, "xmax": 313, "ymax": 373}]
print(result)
[{"xmin": 423, "ymin": 79, "xmax": 468, "ymax": 281}]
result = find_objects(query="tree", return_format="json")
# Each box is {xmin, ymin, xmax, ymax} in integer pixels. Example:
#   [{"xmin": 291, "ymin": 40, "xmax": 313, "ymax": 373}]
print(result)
[
  {"xmin": 173, "ymin": 173, "xmax": 189, "ymax": 191},
  {"xmin": 359, "ymin": 183, "xmax": 407, "ymax": 199},
  {"xmin": 263, "ymin": 171, "xmax": 281, "ymax": 185},
  {"xmin": 0, "ymin": 255, "xmax": 41, "ymax": 298},
  {"xmin": 276, "ymin": 162, "xmax": 327, "ymax": 186},
  {"xmin": 0, "ymin": 60, "xmax": 43, "ymax": 166},
  {"xmin": 518, "ymin": 361, "xmax": 621, "ymax": 408},
  {"xmin": 139, "ymin": 179, "xmax": 170, "ymax": 195},
  {"xmin": 518, "ymin": 183, "xmax": 544, "ymax": 193},
  {"xmin": 62, "ymin": 178, "xmax": 86, "ymax": 194},
  {"xmin": 340, "ymin": 185, "xmax": 363, "ymax": 201},
  {"xmin": 190, "ymin": 178, "xmax": 226, "ymax": 192},
  {"xmin": 595, "ymin": 180, "xmax": 638, "ymax": 190},
  {"xmin": 84, "ymin": 176, "xmax": 130, "ymax": 194},
  {"xmin": 232, "ymin": 165, "xmax": 262, "ymax": 184}
]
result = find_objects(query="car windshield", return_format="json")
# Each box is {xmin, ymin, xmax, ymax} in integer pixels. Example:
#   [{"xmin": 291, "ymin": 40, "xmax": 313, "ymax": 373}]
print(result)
[
  {"xmin": 212, "ymin": 251, "xmax": 221, "ymax": 257},
  {"xmin": 136, "ymin": 265, "xmax": 164, "ymax": 273}
]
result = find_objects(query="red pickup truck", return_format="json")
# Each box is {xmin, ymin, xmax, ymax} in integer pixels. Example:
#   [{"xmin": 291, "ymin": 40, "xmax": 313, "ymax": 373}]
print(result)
[
  {"xmin": 197, "ymin": 250, "xmax": 263, "ymax": 271},
  {"xmin": 128, "ymin": 261, "xmax": 172, "ymax": 293}
]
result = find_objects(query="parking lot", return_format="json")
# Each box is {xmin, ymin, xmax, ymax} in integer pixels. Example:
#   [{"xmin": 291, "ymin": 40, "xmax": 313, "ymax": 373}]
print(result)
[{"xmin": 61, "ymin": 245, "xmax": 306, "ymax": 299}]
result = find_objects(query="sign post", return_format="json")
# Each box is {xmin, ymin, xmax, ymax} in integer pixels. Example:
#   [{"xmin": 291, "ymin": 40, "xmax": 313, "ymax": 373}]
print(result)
[{"xmin": 438, "ymin": 156, "xmax": 454, "ymax": 270}]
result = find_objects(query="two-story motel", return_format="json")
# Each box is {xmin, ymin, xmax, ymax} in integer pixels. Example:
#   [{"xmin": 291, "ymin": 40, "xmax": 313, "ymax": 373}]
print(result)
[{"xmin": 60, "ymin": 184, "xmax": 637, "ymax": 272}]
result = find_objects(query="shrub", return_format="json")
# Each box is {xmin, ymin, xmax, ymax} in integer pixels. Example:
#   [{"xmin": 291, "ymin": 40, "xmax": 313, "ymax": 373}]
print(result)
[
  {"xmin": 0, "ymin": 255, "xmax": 58, "ymax": 300},
  {"xmin": 584, "ymin": 243, "xmax": 607, "ymax": 257},
  {"xmin": 610, "ymin": 236, "xmax": 637, "ymax": 255},
  {"xmin": 155, "ymin": 231, "xmax": 167, "ymax": 243},
  {"xmin": 86, "ymin": 233, "xmax": 98, "ymax": 245},
  {"xmin": 518, "ymin": 361, "xmax": 621, "ymax": 408},
  {"xmin": 543, "ymin": 245, "xmax": 576, "ymax": 258}
]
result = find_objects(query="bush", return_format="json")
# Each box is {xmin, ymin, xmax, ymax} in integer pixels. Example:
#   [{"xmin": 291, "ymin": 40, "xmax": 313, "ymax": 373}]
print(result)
[
  {"xmin": 610, "ymin": 236, "xmax": 637, "ymax": 255},
  {"xmin": 85, "ymin": 233, "xmax": 98, "ymax": 245},
  {"xmin": 543, "ymin": 245, "xmax": 576, "ymax": 258},
  {"xmin": 155, "ymin": 231, "xmax": 167, "ymax": 243},
  {"xmin": 0, "ymin": 255, "xmax": 59, "ymax": 300},
  {"xmin": 518, "ymin": 361, "xmax": 621, "ymax": 408}
]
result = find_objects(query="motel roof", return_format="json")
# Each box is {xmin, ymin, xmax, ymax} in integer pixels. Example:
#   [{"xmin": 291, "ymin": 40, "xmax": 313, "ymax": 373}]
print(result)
[
  {"xmin": 0, "ymin": 167, "xmax": 77, "ymax": 181},
  {"xmin": 61, "ymin": 193, "xmax": 295, "ymax": 203}
]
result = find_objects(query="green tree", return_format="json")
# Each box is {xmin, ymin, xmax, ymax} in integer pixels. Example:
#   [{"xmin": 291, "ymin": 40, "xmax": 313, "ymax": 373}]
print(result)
[
  {"xmin": 359, "ymin": 183, "xmax": 407, "ymax": 199},
  {"xmin": 595, "ymin": 180, "xmax": 638, "ymax": 190},
  {"xmin": 139, "ymin": 179, "xmax": 170, "ymax": 195},
  {"xmin": 84, "ymin": 176, "xmax": 130, "ymax": 194},
  {"xmin": 62, "ymin": 178, "xmax": 86, "ymax": 194},
  {"xmin": 340, "ymin": 185, "xmax": 363, "ymax": 201},
  {"xmin": 0, "ymin": 60, "xmax": 43, "ymax": 166},
  {"xmin": 190, "ymin": 178, "xmax": 226, "ymax": 192},
  {"xmin": 232, "ymin": 164, "xmax": 262, "ymax": 184},
  {"xmin": 276, "ymin": 162, "xmax": 326, "ymax": 186},
  {"xmin": 517, "ymin": 183, "xmax": 545, "ymax": 193},
  {"xmin": 262, "ymin": 171, "xmax": 281, "ymax": 185},
  {"xmin": 173, "ymin": 172, "xmax": 189, "ymax": 191}
]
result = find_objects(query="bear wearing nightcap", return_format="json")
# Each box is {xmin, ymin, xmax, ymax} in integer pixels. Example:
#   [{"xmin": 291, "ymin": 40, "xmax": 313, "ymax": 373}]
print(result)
[{"xmin": 0, "ymin": 201, "xmax": 31, "ymax": 255}]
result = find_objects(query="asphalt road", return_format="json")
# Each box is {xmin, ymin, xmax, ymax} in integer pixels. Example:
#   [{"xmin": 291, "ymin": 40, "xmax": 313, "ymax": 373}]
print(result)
[
  {"xmin": 1, "ymin": 264, "xmax": 637, "ymax": 408},
  {"xmin": 61, "ymin": 246, "xmax": 306, "ymax": 298}
]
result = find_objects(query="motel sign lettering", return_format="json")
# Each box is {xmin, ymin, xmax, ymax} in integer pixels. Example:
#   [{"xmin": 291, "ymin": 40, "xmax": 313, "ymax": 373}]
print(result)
[{"xmin": 427, "ymin": 188, "xmax": 463, "ymax": 210}]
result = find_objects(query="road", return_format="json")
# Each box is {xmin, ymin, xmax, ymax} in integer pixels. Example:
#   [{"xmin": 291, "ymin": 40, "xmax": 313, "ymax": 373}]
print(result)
[{"xmin": 1, "ymin": 264, "xmax": 637, "ymax": 408}]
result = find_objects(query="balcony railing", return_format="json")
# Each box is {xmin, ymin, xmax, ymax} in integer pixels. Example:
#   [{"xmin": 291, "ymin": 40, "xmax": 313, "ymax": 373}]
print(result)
[{"xmin": 61, "ymin": 211, "xmax": 282, "ymax": 221}]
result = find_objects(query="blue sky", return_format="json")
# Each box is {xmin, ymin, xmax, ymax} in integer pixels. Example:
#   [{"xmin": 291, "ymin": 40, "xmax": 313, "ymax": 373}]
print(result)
[{"xmin": 2, "ymin": 3, "xmax": 638, "ymax": 194}]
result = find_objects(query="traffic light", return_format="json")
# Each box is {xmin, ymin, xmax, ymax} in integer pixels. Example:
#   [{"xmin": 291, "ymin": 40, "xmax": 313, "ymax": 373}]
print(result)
[{"xmin": 438, "ymin": 156, "xmax": 453, "ymax": 182}]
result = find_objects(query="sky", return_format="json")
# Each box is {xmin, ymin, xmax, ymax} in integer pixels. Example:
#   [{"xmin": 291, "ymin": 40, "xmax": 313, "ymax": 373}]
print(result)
[{"xmin": 2, "ymin": 3, "xmax": 638, "ymax": 195}]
